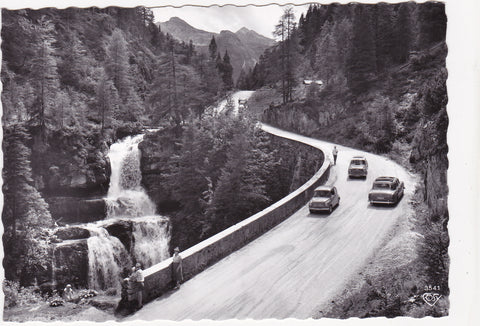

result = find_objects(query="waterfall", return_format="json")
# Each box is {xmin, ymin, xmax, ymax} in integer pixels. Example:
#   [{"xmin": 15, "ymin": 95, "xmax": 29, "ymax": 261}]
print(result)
[
  {"xmin": 84, "ymin": 133, "xmax": 170, "ymax": 290},
  {"xmin": 86, "ymin": 225, "xmax": 132, "ymax": 290},
  {"xmin": 105, "ymin": 134, "xmax": 156, "ymax": 217},
  {"xmin": 51, "ymin": 247, "xmax": 57, "ymax": 287},
  {"xmin": 130, "ymin": 216, "xmax": 170, "ymax": 268}
]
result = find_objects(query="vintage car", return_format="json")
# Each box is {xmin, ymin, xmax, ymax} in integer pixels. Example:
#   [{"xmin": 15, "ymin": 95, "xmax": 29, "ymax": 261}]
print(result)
[
  {"xmin": 368, "ymin": 176, "xmax": 405, "ymax": 205},
  {"xmin": 309, "ymin": 185, "xmax": 340, "ymax": 214},
  {"xmin": 348, "ymin": 156, "xmax": 368, "ymax": 178}
]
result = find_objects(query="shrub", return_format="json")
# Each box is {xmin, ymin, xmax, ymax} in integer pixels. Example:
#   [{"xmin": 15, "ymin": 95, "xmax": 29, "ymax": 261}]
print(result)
[
  {"xmin": 3, "ymin": 280, "xmax": 44, "ymax": 308},
  {"xmin": 105, "ymin": 287, "xmax": 118, "ymax": 296}
]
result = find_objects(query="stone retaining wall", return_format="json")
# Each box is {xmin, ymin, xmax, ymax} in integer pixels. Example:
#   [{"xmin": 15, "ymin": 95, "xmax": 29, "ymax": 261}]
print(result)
[{"xmin": 141, "ymin": 131, "xmax": 331, "ymax": 303}]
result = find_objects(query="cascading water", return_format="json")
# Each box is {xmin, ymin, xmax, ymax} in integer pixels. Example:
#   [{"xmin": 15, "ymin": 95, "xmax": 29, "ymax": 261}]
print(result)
[
  {"xmin": 105, "ymin": 134, "xmax": 156, "ymax": 217},
  {"xmin": 86, "ymin": 225, "xmax": 132, "ymax": 290},
  {"xmin": 85, "ymin": 134, "xmax": 170, "ymax": 290},
  {"xmin": 130, "ymin": 216, "xmax": 170, "ymax": 268}
]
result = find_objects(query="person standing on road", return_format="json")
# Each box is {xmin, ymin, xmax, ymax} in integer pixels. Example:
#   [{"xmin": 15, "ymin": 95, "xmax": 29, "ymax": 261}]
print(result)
[
  {"xmin": 172, "ymin": 247, "xmax": 184, "ymax": 290},
  {"xmin": 332, "ymin": 146, "xmax": 338, "ymax": 165}
]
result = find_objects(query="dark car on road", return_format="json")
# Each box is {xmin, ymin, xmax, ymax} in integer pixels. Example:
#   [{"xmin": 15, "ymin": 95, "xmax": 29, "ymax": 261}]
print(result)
[
  {"xmin": 368, "ymin": 176, "xmax": 404, "ymax": 205},
  {"xmin": 309, "ymin": 186, "xmax": 340, "ymax": 214},
  {"xmin": 348, "ymin": 156, "xmax": 368, "ymax": 178}
]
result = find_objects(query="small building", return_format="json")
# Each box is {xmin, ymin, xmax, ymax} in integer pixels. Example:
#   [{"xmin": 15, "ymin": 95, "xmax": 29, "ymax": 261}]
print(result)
[{"xmin": 303, "ymin": 79, "xmax": 323, "ymax": 86}]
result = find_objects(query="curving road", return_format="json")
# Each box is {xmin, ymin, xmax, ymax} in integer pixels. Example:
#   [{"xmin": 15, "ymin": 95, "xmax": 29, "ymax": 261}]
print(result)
[
  {"xmin": 130, "ymin": 124, "xmax": 417, "ymax": 320},
  {"xmin": 214, "ymin": 90, "xmax": 255, "ymax": 115}
]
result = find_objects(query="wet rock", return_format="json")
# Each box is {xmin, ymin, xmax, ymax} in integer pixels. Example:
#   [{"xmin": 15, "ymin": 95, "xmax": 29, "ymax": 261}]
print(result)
[
  {"xmin": 54, "ymin": 239, "xmax": 89, "ymax": 288},
  {"xmin": 55, "ymin": 226, "xmax": 90, "ymax": 240},
  {"xmin": 104, "ymin": 220, "xmax": 133, "ymax": 252},
  {"xmin": 47, "ymin": 197, "xmax": 106, "ymax": 224}
]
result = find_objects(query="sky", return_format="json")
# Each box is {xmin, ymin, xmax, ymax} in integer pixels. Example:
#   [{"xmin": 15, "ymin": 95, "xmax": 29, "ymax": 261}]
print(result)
[{"xmin": 151, "ymin": 3, "xmax": 311, "ymax": 39}]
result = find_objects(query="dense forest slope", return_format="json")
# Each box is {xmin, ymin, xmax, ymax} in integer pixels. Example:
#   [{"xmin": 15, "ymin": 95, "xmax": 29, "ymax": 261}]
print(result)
[
  {"xmin": 1, "ymin": 6, "xmax": 235, "ymax": 285},
  {"xmin": 1, "ymin": 6, "xmax": 320, "ymax": 294},
  {"xmin": 244, "ymin": 2, "xmax": 448, "ymax": 318},
  {"xmin": 139, "ymin": 110, "xmax": 322, "ymax": 252}
]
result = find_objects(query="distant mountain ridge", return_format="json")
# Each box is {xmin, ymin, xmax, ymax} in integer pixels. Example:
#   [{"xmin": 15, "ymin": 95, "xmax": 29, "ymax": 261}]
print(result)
[{"xmin": 158, "ymin": 17, "xmax": 275, "ymax": 81}]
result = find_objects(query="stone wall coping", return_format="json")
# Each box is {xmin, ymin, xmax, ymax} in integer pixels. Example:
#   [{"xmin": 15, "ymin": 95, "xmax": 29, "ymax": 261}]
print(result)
[{"xmin": 143, "ymin": 125, "xmax": 330, "ymax": 279}]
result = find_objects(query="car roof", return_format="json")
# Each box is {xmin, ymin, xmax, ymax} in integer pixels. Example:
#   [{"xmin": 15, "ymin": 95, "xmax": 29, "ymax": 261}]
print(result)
[
  {"xmin": 314, "ymin": 185, "xmax": 335, "ymax": 191},
  {"xmin": 374, "ymin": 176, "xmax": 397, "ymax": 183}
]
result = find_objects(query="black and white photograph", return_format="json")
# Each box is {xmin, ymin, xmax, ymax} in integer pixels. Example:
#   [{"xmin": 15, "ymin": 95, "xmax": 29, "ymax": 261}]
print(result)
[{"xmin": 0, "ymin": 0, "xmax": 478, "ymax": 323}]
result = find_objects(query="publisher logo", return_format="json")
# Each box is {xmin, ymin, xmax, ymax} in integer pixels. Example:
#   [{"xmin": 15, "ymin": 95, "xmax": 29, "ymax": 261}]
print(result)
[{"xmin": 422, "ymin": 292, "xmax": 442, "ymax": 306}]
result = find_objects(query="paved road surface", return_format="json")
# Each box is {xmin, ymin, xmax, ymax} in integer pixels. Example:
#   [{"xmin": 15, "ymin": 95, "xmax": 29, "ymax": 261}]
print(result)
[
  {"xmin": 214, "ymin": 90, "xmax": 255, "ymax": 115},
  {"xmin": 131, "ymin": 124, "xmax": 416, "ymax": 320}
]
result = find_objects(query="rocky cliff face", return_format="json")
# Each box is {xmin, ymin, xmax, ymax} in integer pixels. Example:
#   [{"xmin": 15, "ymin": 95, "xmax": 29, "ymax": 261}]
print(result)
[
  {"xmin": 138, "ymin": 129, "xmax": 180, "ymax": 212},
  {"xmin": 409, "ymin": 108, "xmax": 448, "ymax": 218},
  {"xmin": 53, "ymin": 239, "xmax": 89, "ymax": 289},
  {"xmin": 29, "ymin": 127, "xmax": 111, "ymax": 224}
]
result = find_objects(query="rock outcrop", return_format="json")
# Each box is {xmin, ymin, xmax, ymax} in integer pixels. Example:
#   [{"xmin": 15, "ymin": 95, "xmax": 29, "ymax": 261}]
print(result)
[
  {"xmin": 29, "ymin": 127, "xmax": 111, "ymax": 224},
  {"xmin": 55, "ymin": 226, "xmax": 91, "ymax": 240},
  {"xmin": 53, "ymin": 239, "xmax": 89, "ymax": 288},
  {"xmin": 104, "ymin": 220, "xmax": 134, "ymax": 253},
  {"xmin": 139, "ymin": 129, "xmax": 180, "ymax": 212},
  {"xmin": 47, "ymin": 197, "xmax": 107, "ymax": 225}
]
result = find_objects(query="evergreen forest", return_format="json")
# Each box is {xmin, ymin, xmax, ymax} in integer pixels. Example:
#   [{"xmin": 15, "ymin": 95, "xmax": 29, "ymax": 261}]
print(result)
[{"xmin": 1, "ymin": 2, "xmax": 450, "ymax": 320}]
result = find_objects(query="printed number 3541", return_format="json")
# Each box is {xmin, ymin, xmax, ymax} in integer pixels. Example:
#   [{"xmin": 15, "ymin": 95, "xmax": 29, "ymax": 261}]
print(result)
[{"xmin": 424, "ymin": 285, "xmax": 440, "ymax": 291}]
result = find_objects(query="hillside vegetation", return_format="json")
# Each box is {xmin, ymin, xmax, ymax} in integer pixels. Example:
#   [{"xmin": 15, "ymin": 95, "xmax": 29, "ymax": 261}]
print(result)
[
  {"xmin": 140, "ymin": 108, "xmax": 322, "ymax": 252},
  {"xmin": 1, "ymin": 6, "xmax": 234, "ymax": 287},
  {"xmin": 245, "ymin": 2, "xmax": 448, "ymax": 318},
  {"xmin": 1, "ymin": 6, "xmax": 321, "ymax": 299}
]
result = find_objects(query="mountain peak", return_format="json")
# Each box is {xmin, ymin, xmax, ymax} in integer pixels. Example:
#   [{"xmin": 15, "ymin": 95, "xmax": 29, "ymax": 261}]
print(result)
[
  {"xmin": 164, "ymin": 16, "xmax": 192, "ymax": 27},
  {"xmin": 236, "ymin": 27, "xmax": 251, "ymax": 34},
  {"xmin": 167, "ymin": 16, "xmax": 185, "ymax": 23},
  {"xmin": 235, "ymin": 27, "xmax": 275, "ymax": 44},
  {"xmin": 220, "ymin": 30, "xmax": 237, "ymax": 37},
  {"xmin": 159, "ymin": 18, "xmax": 275, "ymax": 82}
]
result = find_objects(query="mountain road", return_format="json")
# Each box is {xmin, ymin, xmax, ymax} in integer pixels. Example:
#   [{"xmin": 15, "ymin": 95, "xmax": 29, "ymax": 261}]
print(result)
[{"xmin": 130, "ymin": 124, "xmax": 417, "ymax": 320}]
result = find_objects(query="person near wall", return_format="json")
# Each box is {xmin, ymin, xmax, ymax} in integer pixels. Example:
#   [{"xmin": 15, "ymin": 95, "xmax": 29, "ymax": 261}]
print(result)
[
  {"xmin": 131, "ymin": 263, "xmax": 144, "ymax": 309},
  {"xmin": 172, "ymin": 247, "xmax": 184, "ymax": 289}
]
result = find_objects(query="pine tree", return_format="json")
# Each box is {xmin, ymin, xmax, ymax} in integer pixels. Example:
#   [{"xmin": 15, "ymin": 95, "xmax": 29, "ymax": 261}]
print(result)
[
  {"xmin": 417, "ymin": 2, "xmax": 446, "ymax": 48},
  {"xmin": 96, "ymin": 71, "xmax": 119, "ymax": 133},
  {"xmin": 394, "ymin": 3, "xmax": 413, "ymax": 64},
  {"xmin": 274, "ymin": 7, "xmax": 297, "ymax": 103},
  {"xmin": 29, "ymin": 15, "xmax": 59, "ymax": 133},
  {"xmin": 105, "ymin": 29, "xmax": 131, "ymax": 101},
  {"xmin": 346, "ymin": 5, "xmax": 377, "ymax": 94},
  {"xmin": 164, "ymin": 122, "xmax": 213, "ymax": 213},
  {"xmin": 236, "ymin": 69, "xmax": 250, "ymax": 90},
  {"xmin": 208, "ymin": 36, "xmax": 218, "ymax": 61},
  {"xmin": 221, "ymin": 50, "xmax": 234, "ymax": 90},
  {"xmin": 2, "ymin": 124, "xmax": 53, "ymax": 282},
  {"xmin": 374, "ymin": 3, "xmax": 395, "ymax": 73}
]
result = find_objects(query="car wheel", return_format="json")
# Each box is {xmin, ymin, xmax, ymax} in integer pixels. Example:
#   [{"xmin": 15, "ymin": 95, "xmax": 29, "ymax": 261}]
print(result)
[
  {"xmin": 328, "ymin": 205, "xmax": 332, "ymax": 213},
  {"xmin": 309, "ymin": 210, "xmax": 315, "ymax": 214}
]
